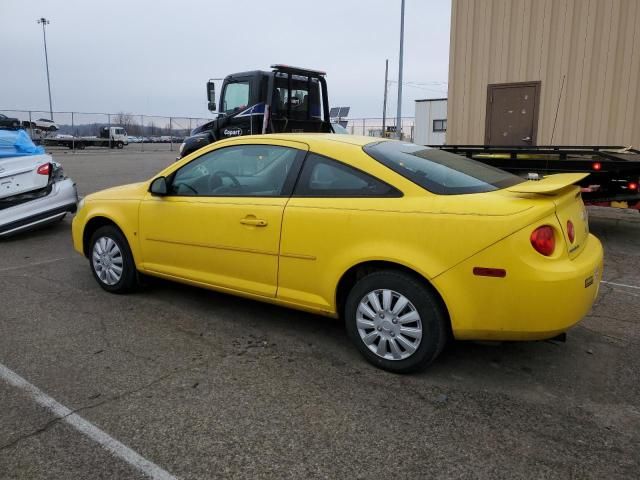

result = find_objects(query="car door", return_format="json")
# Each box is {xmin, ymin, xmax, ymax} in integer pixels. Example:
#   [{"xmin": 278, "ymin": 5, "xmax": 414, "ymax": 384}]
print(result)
[
  {"xmin": 277, "ymin": 153, "xmax": 402, "ymax": 312},
  {"xmin": 138, "ymin": 142, "xmax": 305, "ymax": 297}
]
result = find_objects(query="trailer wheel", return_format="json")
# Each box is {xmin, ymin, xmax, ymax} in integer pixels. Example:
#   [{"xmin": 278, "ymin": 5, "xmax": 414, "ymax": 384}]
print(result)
[{"xmin": 116, "ymin": 141, "xmax": 124, "ymax": 149}]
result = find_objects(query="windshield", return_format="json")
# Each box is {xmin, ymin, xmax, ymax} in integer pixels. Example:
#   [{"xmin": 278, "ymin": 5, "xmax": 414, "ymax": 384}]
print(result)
[
  {"xmin": 363, "ymin": 141, "xmax": 525, "ymax": 195},
  {"xmin": 223, "ymin": 82, "xmax": 250, "ymax": 114}
]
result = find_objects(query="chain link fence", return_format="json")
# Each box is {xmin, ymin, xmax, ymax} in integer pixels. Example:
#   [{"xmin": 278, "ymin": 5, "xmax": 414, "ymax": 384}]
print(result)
[
  {"xmin": 0, "ymin": 109, "xmax": 211, "ymax": 152},
  {"xmin": 1, "ymin": 109, "xmax": 417, "ymax": 150},
  {"xmin": 344, "ymin": 117, "xmax": 415, "ymax": 141}
]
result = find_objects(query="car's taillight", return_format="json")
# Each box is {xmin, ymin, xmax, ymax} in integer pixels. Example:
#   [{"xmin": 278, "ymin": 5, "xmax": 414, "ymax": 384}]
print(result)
[
  {"xmin": 530, "ymin": 225, "xmax": 555, "ymax": 256},
  {"xmin": 37, "ymin": 163, "xmax": 51, "ymax": 175},
  {"xmin": 592, "ymin": 162, "xmax": 601, "ymax": 171},
  {"xmin": 628, "ymin": 182, "xmax": 638, "ymax": 191},
  {"xmin": 567, "ymin": 220, "xmax": 575, "ymax": 243}
]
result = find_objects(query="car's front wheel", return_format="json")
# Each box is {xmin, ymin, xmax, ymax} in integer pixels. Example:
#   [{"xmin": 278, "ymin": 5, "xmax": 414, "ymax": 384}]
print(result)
[
  {"xmin": 89, "ymin": 225, "xmax": 137, "ymax": 293},
  {"xmin": 345, "ymin": 270, "xmax": 448, "ymax": 373}
]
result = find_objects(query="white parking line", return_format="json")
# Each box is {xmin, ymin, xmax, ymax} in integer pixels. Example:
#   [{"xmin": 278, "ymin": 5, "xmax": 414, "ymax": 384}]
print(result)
[
  {"xmin": 0, "ymin": 363, "xmax": 177, "ymax": 480},
  {"xmin": 0, "ymin": 257, "xmax": 70, "ymax": 273},
  {"xmin": 601, "ymin": 281, "xmax": 640, "ymax": 290}
]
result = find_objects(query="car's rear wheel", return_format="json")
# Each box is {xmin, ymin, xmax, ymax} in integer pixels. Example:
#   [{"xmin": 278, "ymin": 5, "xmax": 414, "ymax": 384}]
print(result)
[
  {"xmin": 345, "ymin": 270, "xmax": 447, "ymax": 373},
  {"xmin": 89, "ymin": 225, "xmax": 137, "ymax": 293}
]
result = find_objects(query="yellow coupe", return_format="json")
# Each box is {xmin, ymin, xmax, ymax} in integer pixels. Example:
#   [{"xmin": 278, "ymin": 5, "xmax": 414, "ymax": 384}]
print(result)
[{"xmin": 72, "ymin": 134, "xmax": 603, "ymax": 372}]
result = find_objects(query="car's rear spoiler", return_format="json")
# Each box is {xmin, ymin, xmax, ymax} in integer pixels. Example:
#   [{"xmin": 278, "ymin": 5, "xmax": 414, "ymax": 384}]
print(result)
[{"xmin": 506, "ymin": 173, "xmax": 590, "ymax": 194}]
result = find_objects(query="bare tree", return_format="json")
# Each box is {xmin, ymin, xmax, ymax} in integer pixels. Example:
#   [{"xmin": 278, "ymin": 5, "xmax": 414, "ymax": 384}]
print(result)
[{"xmin": 112, "ymin": 112, "xmax": 139, "ymax": 134}]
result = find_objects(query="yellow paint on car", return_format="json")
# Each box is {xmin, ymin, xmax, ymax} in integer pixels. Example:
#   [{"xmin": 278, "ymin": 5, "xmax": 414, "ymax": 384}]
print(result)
[{"xmin": 72, "ymin": 134, "xmax": 603, "ymax": 341}]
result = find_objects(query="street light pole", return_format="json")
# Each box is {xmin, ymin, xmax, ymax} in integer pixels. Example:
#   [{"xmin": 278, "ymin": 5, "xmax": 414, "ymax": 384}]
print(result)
[
  {"xmin": 382, "ymin": 59, "xmax": 389, "ymax": 138},
  {"xmin": 396, "ymin": 0, "xmax": 405, "ymax": 140},
  {"xmin": 37, "ymin": 17, "xmax": 53, "ymax": 120}
]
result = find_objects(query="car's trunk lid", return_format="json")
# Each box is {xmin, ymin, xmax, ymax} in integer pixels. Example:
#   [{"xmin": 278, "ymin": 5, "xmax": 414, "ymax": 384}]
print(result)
[
  {"xmin": 507, "ymin": 173, "xmax": 589, "ymax": 259},
  {"xmin": 552, "ymin": 185, "xmax": 589, "ymax": 259},
  {"xmin": 0, "ymin": 154, "xmax": 51, "ymax": 200}
]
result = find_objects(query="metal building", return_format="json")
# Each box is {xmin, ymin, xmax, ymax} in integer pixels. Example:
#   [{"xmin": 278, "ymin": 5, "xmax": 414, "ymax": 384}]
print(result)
[
  {"xmin": 446, "ymin": 0, "xmax": 640, "ymax": 147},
  {"xmin": 414, "ymin": 98, "xmax": 448, "ymax": 145}
]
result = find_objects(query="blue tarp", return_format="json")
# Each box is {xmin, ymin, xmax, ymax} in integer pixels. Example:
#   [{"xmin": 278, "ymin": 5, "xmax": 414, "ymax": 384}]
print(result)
[{"xmin": 0, "ymin": 129, "xmax": 45, "ymax": 158}]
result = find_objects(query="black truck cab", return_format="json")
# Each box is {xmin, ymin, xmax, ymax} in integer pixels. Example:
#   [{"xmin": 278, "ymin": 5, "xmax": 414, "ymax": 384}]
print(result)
[{"xmin": 180, "ymin": 65, "xmax": 332, "ymax": 157}]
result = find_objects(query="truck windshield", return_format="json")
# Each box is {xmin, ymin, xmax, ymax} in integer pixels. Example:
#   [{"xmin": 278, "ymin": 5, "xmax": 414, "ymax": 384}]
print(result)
[
  {"xmin": 223, "ymin": 82, "xmax": 250, "ymax": 114},
  {"xmin": 363, "ymin": 141, "xmax": 525, "ymax": 195}
]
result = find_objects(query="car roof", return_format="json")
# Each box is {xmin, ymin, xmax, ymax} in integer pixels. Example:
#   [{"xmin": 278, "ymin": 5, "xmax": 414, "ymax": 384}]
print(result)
[{"xmin": 222, "ymin": 133, "xmax": 389, "ymax": 148}]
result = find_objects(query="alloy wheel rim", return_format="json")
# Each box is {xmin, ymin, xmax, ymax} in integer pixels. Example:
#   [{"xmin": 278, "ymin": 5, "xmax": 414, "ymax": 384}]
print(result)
[
  {"xmin": 92, "ymin": 236, "xmax": 123, "ymax": 286},
  {"xmin": 356, "ymin": 289, "xmax": 423, "ymax": 361}
]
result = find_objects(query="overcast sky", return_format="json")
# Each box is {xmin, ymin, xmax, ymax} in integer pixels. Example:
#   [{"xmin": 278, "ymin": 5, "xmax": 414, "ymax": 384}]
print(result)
[{"xmin": 0, "ymin": 0, "xmax": 451, "ymax": 120}]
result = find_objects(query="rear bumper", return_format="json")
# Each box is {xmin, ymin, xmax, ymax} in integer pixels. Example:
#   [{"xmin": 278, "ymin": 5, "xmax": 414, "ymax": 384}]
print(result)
[
  {"xmin": 433, "ymin": 232, "xmax": 604, "ymax": 341},
  {"xmin": 0, "ymin": 178, "xmax": 78, "ymax": 237}
]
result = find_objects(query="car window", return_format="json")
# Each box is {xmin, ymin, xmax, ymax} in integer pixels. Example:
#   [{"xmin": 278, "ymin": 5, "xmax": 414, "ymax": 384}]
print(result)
[
  {"xmin": 170, "ymin": 144, "xmax": 299, "ymax": 197},
  {"xmin": 223, "ymin": 82, "xmax": 250, "ymax": 114},
  {"xmin": 293, "ymin": 153, "xmax": 400, "ymax": 197},
  {"xmin": 363, "ymin": 141, "xmax": 525, "ymax": 195}
]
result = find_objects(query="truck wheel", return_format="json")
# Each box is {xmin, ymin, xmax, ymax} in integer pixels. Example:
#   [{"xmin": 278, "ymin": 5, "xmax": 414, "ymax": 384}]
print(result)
[
  {"xmin": 344, "ymin": 270, "xmax": 448, "ymax": 373},
  {"xmin": 89, "ymin": 225, "xmax": 137, "ymax": 293},
  {"xmin": 116, "ymin": 141, "xmax": 124, "ymax": 149}
]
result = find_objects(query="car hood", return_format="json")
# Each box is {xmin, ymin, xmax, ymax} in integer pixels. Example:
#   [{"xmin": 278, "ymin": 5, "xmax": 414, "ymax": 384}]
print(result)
[{"xmin": 85, "ymin": 182, "xmax": 148, "ymax": 202}]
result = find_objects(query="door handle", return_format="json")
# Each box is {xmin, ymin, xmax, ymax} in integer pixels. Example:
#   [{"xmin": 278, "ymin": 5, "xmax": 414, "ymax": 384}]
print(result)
[
  {"xmin": 240, "ymin": 217, "xmax": 268, "ymax": 227},
  {"xmin": 522, "ymin": 136, "xmax": 532, "ymax": 142}
]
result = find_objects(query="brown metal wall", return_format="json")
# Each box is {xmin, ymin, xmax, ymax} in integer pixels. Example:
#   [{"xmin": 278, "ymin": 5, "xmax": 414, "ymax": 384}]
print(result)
[{"xmin": 447, "ymin": 0, "xmax": 640, "ymax": 146}]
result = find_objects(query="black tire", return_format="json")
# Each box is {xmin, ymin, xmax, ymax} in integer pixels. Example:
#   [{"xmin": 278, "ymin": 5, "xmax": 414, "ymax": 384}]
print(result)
[
  {"xmin": 88, "ymin": 225, "xmax": 137, "ymax": 293},
  {"xmin": 116, "ymin": 141, "xmax": 124, "ymax": 149},
  {"xmin": 345, "ymin": 270, "xmax": 448, "ymax": 373}
]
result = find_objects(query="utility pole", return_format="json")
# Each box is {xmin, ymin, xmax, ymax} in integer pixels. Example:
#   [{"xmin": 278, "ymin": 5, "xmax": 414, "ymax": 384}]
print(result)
[
  {"xmin": 37, "ymin": 17, "xmax": 53, "ymax": 120},
  {"xmin": 396, "ymin": 0, "xmax": 405, "ymax": 139},
  {"xmin": 382, "ymin": 59, "xmax": 389, "ymax": 138}
]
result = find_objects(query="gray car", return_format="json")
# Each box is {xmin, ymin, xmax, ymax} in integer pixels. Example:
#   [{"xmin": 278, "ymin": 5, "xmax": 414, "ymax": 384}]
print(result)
[{"xmin": 0, "ymin": 163, "xmax": 77, "ymax": 237}]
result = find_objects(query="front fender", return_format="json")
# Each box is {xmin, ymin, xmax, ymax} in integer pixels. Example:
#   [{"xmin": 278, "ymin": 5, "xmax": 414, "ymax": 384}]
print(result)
[{"xmin": 72, "ymin": 200, "xmax": 142, "ymax": 266}]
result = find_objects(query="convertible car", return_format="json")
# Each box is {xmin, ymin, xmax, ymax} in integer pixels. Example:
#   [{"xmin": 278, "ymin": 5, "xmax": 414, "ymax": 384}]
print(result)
[{"xmin": 72, "ymin": 134, "xmax": 603, "ymax": 372}]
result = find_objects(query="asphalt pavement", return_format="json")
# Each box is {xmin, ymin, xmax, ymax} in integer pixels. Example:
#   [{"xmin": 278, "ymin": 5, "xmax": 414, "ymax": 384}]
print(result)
[{"xmin": 1, "ymin": 149, "xmax": 639, "ymax": 479}]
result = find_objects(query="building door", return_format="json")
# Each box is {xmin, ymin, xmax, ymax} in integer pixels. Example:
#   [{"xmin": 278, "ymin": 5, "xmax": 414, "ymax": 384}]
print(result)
[{"xmin": 485, "ymin": 82, "xmax": 540, "ymax": 146}]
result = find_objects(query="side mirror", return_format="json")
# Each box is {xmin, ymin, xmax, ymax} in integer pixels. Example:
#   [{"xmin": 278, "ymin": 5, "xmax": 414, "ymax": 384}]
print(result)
[
  {"xmin": 207, "ymin": 80, "xmax": 216, "ymax": 112},
  {"xmin": 149, "ymin": 177, "xmax": 168, "ymax": 196}
]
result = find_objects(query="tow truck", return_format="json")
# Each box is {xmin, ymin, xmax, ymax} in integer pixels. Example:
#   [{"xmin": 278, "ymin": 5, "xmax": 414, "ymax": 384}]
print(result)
[
  {"xmin": 42, "ymin": 126, "xmax": 129, "ymax": 150},
  {"xmin": 179, "ymin": 65, "xmax": 333, "ymax": 157}
]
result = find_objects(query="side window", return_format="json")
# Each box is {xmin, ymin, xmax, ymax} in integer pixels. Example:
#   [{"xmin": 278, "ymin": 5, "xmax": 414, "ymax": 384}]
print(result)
[
  {"xmin": 433, "ymin": 119, "xmax": 447, "ymax": 132},
  {"xmin": 222, "ymin": 82, "xmax": 250, "ymax": 114},
  {"xmin": 293, "ymin": 154, "xmax": 400, "ymax": 197},
  {"xmin": 170, "ymin": 145, "xmax": 299, "ymax": 197}
]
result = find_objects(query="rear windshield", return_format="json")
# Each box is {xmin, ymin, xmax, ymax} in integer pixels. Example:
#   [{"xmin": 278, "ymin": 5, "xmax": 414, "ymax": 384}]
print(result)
[{"xmin": 363, "ymin": 141, "xmax": 525, "ymax": 195}]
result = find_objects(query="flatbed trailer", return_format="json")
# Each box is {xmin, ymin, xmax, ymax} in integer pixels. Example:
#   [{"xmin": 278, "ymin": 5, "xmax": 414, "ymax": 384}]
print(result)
[
  {"xmin": 36, "ymin": 126, "xmax": 128, "ymax": 150},
  {"xmin": 431, "ymin": 145, "xmax": 640, "ymax": 211},
  {"xmin": 42, "ymin": 136, "xmax": 126, "ymax": 150}
]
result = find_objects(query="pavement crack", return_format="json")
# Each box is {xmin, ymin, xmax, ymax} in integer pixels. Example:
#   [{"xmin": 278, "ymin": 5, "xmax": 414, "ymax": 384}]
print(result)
[
  {"xmin": 0, "ymin": 362, "xmax": 204, "ymax": 453},
  {"xmin": 0, "ymin": 402, "xmax": 96, "ymax": 452}
]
